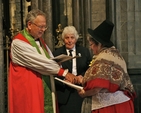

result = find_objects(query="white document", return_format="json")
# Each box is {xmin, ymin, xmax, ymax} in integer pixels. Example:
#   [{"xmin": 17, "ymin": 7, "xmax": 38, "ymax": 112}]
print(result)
[
  {"xmin": 55, "ymin": 77, "xmax": 83, "ymax": 90},
  {"xmin": 51, "ymin": 54, "xmax": 81, "ymax": 63}
]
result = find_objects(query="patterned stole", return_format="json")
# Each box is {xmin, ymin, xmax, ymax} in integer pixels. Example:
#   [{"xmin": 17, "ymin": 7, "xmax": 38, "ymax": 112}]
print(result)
[{"xmin": 21, "ymin": 29, "xmax": 53, "ymax": 113}]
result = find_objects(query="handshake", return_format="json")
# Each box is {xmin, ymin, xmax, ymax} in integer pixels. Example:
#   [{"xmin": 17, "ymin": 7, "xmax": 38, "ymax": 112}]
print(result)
[{"xmin": 64, "ymin": 72, "xmax": 83, "ymax": 84}]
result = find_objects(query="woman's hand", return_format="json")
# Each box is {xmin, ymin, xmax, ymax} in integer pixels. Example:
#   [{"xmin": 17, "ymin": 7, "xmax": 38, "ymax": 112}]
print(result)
[
  {"xmin": 65, "ymin": 72, "xmax": 77, "ymax": 84},
  {"xmin": 78, "ymin": 88, "xmax": 102, "ymax": 98},
  {"xmin": 78, "ymin": 89, "xmax": 86, "ymax": 98},
  {"xmin": 76, "ymin": 75, "xmax": 83, "ymax": 84}
]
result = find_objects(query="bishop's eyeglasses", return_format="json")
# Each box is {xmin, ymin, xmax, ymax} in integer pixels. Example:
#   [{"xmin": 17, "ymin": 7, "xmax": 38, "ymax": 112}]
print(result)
[{"xmin": 32, "ymin": 22, "xmax": 48, "ymax": 30}]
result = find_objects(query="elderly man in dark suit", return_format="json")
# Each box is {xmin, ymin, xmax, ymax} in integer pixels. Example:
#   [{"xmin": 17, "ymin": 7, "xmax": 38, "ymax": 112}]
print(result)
[{"xmin": 53, "ymin": 26, "xmax": 92, "ymax": 113}]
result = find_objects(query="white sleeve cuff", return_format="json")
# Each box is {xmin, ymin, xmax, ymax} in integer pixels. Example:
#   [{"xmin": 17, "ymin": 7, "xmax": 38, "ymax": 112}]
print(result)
[{"xmin": 62, "ymin": 69, "xmax": 68, "ymax": 77}]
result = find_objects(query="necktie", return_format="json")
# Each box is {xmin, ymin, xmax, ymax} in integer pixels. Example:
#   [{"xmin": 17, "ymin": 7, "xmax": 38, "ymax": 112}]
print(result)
[
  {"xmin": 69, "ymin": 50, "xmax": 73, "ymax": 56},
  {"xmin": 69, "ymin": 50, "xmax": 73, "ymax": 72}
]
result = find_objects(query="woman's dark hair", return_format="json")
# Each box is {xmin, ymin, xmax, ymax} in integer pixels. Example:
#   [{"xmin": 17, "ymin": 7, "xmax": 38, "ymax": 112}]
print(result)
[
  {"xmin": 89, "ymin": 37, "xmax": 99, "ymax": 46},
  {"xmin": 89, "ymin": 37, "xmax": 113, "ymax": 48}
]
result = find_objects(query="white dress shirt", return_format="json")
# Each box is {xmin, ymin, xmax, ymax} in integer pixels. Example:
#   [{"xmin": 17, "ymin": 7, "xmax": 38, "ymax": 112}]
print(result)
[{"xmin": 67, "ymin": 46, "xmax": 77, "ymax": 75}]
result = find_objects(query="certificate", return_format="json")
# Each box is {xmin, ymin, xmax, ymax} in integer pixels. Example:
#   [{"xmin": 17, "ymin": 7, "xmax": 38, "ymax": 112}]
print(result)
[{"xmin": 55, "ymin": 77, "xmax": 83, "ymax": 90}]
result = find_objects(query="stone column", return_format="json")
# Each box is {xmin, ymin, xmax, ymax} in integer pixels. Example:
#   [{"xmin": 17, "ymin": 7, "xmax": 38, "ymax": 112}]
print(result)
[
  {"xmin": 106, "ymin": 0, "xmax": 116, "ymax": 45},
  {"xmin": 84, "ymin": 0, "xmax": 91, "ymax": 29},
  {"xmin": 66, "ymin": 0, "xmax": 73, "ymax": 25},
  {"xmin": 0, "ymin": 0, "xmax": 5, "ymax": 112},
  {"xmin": 112, "ymin": 0, "xmax": 141, "ymax": 69},
  {"xmin": 73, "ymin": 0, "xmax": 80, "ymax": 32},
  {"xmin": 31, "ymin": 0, "xmax": 38, "ymax": 9},
  {"xmin": 42, "ymin": 0, "xmax": 54, "ymax": 51},
  {"xmin": 80, "ymin": 0, "xmax": 85, "ymax": 46},
  {"xmin": 9, "ymin": 0, "xmax": 17, "ymax": 31},
  {"xmin": 84, "ymin": 0, "xmax": 91, "ymax": 47},
  {"xmin": 127, "ymin": 0, "xmax": 141, "ymax": 68},
  {"xmin": 9, "ymin": 0, "xmax": 22, "ymax": 34}
]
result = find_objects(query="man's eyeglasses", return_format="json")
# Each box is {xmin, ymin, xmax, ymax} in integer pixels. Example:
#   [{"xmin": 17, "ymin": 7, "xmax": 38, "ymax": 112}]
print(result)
[{"xmin": 32, "ymin": 22, "xmax": 48, "ymax": 30}]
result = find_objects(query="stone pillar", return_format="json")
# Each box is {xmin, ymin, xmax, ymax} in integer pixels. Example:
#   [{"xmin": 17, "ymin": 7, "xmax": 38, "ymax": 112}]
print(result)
[
  {"xmin": 109, "ymin": 1, "xmax": 141, "ymax": 113},
  {"xmin": 127, "ymin": 0, "xmax": 141, "ymax": 68},
  {"xmin": 31, "ymin": 0, "xmax": 38, "ymax": 9},
  {"xmin": 106, "ymin": 0, "xmax": 116, "ymax": 45},
  {"xmin": 73, "ymin": 0, "xmax": 80, "ymax": 32},
  {"xmin": 80, "ymin": 0, "xmax": 85, "ymax": 46},
  {"xmin": 91, "ymin": 0, "xmax": 106, "ymax": 28},
  {"xmin": 84, "ymin": 0, "xmax": 91, "ymax": 47},
  {"xmin": 9, "ymin": 0, "xmax": 22, "ymax": 34},
  {"xmin": 112, "ymin": 0, "xmax": 141, "ymax": 69},
  {"xmin": 42, "ymin": 0, "xmax": 54, "ymax": 51},
  {"xmin": 66, "ymin": 0, "xmax": 73, "ymax": 25},
  {"xmin": 9, "ymin": 0, "xmax": 17, "ymax": 32},
  {"xmin": 84, "ymin": 0, "xmax": 91, "ymax": 29},
  {"xmin": 72, "ymin": 0, "xmax": 85, "ymax": 46},
  {"xmin": 23, "ymin": 1, "xmax": 31, "ymax": 25},
  {"xmin": 0, "ymin": 1, "xmax": 5, "ymax": 113}
]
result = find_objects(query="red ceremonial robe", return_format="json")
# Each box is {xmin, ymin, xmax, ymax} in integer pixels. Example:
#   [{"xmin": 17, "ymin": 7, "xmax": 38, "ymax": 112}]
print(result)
[
  {"xmin": 82, "ymin": 47, "xmax": 136, "ymax": 113},
  {"xmin": 8, "ymin": 33, "xmax": 44, "ymax": 113}
]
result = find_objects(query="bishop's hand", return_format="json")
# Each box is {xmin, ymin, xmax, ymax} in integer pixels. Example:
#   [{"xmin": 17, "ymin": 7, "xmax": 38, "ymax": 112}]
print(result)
[{"xmin": 65, "ymin": 72, "xmax": 78, "ymax": 84}]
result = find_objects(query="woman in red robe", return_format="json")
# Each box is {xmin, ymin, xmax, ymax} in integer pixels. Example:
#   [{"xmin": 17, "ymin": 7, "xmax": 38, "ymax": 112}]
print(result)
[{"xmin": 77, "ymin": 20, "xmax": 136, "ymax": 113}]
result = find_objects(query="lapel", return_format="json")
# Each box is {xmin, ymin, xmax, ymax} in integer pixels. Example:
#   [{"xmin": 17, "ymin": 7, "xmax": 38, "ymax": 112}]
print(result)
[
  {"xmin": 75, "ymin": 46, "xmax": 81, "ymax": 74},
  {"xmin": 60, "ymin": 46, "xmax": 71, "ymax": 69}
]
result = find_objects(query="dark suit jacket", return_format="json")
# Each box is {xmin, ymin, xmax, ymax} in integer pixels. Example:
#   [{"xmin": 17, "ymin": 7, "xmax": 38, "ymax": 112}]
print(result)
[{"xmin": 53, "ymin": 45, "xmax": 92, "ymax": 104}]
